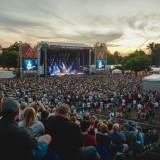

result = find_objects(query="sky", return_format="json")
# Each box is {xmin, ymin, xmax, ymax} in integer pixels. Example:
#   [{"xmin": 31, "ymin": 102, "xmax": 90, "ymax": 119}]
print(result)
[{"xmin": 0, "ymin": 0, "xmax": 160, "ymax": 55}]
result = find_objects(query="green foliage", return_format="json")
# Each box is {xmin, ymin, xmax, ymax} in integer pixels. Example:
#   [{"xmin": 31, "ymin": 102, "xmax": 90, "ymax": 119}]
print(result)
[
  {"xmin": 1, "ymin": 50, "xmax": 19, "ymax": 68},
  {"xmin": 147, "ymin": 42, "xmax": 160, "ymax": 66},
  {"xmin": 113, "ymin": 65, "xmax": 123, "ymax": 71},
  {"xmin": 107, "ymin": 53, "xmax": 115, "ymax": 65},
  {"xmin": 0, "ymin": 41, "xmax": 30, "ymax": 68},
  {"xmin": 122, "ymin": 50, "xmax": 151, "ymax": 73},
  {"xmin": 113, "ymin": 51, "xmax": 122, "ymax": 64},
  {"xmin": 94, "ymin": 42, "xmax": 108, "ymax": 50}
]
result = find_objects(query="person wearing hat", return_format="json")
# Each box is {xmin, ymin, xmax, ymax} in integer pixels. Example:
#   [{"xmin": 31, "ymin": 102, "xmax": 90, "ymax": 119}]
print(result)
[{"xmin": 0, "ymin": 98, "xmax": 51, "ymax": 160}]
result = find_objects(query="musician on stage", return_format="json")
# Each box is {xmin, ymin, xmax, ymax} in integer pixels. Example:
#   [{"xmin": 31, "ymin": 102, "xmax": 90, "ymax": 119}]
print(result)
[{"xmin": 27, "ymin": 61, "xmax": 34, "ymax": 72}]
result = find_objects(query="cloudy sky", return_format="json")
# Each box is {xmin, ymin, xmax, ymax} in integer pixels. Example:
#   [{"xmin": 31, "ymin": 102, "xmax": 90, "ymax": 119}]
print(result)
[{"xmin": 0, "ymin": 0, "xmax": 160, "ymax": 54}]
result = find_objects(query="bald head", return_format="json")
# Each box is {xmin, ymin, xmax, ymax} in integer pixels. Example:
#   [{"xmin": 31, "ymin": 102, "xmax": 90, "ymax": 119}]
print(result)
[{"xmin": 112, "ymin": 123, "xmax": 119, "ymax": 132}]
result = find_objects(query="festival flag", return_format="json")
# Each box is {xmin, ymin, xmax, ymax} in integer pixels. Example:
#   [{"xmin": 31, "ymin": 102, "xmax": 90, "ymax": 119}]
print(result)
[{"xmin": 21, "ymin": 46, "xmax": 37, "ymax": 59}]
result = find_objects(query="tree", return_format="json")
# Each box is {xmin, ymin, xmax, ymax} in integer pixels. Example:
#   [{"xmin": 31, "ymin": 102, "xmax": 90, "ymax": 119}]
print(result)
[
  {"xmin": 1, "ymin": 50, "xmax": 19, "ymax": 68},
  {"xmin": 0, "ymin": 41, "xmax": 30, "ymax": 68},
  {"xmin": 113, "ymin": 51, "xmax": 122, "ymax": 64},
  {"xmin": 94, "ymin": 42, "xmax": 108, "ymax": 50},
  {"xmin": 146, "ymin": 42, "xmax": 155, "ymax": 53},
  {"xmin": 147, "ymin": 42, "xmax": 160, "ymax": 66},
  {"xmin": 107, "ymin": 53, "xmax": 116, "ymax": 65},
  {"xmin": 122, "ymin": 50, "xmax": 151, "ymax": 74}
]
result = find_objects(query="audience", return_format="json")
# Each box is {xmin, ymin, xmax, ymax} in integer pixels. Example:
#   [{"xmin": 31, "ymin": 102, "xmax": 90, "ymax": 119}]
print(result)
[
  {"xmin": 0, "ymin": 98, "xmax": 51, "ymax": 160},
  {"xmin": 81, "ymin": 120, "xmax": 97, "ymax": 147},
  {"xmin": 19, "ymin": 107, "xmax": 45, "ymax": 137},
  {"xmin": 108, "ymin": 123, "xmax": 129, "ymax": 153},
  {"xmin": 45, "ymin": 103, "xmax": 100, "ymax": 160},
  {"xmin": 0, "ymin": 74, "xmax": 159, "ymax": 160}
]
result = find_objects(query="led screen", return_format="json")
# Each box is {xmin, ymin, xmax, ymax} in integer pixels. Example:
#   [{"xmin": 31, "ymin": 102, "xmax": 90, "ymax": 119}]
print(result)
[
  {"xmin": 22, "ymin": 59, "xmax": 38, "ymax": 71},
  {"xmin": 47, "ymin": 51, "xmax": 82, "ymax": 75},
  {"xmin": 96, "ymin": 60, "xmax": 106, "ymax": 70}
]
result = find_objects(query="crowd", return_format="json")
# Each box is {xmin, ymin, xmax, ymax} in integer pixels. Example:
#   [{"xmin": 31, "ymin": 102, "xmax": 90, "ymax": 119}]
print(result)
[
  {"xmin": 0, "ymin": 74, "xmax": 160, "ymax": 160},
  {"xmin": 0, "ymin": 74, "xmax": 159, "ymax": 122}
]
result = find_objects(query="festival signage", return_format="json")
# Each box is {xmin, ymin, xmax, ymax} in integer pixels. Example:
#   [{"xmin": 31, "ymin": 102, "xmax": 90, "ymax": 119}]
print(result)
[
  {"xmin": 95, "ymin": 49, "xmax": 106, "ymax": 70},
  {"xmin": 21, "ymin": 46, "xmax": 37, "ymax": 59},
  {"xmin": 21, "ymin": 46, "xmax": 38, "ymax": 77},
  {"xmin": 95, "ymin": 49, "xmax": 106, "ymax": 60}
]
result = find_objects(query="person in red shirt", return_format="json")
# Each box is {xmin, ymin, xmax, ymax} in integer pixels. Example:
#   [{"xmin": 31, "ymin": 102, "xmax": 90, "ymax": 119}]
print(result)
[{"xmin": 81, "ymin": 120, "xmax": 97, "ymax": 147}]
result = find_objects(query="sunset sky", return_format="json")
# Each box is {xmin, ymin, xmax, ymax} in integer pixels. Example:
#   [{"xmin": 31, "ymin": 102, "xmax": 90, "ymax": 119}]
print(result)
[{"xmin": 0, "ymin": 0, "xmax": 160, "ymax": 55}]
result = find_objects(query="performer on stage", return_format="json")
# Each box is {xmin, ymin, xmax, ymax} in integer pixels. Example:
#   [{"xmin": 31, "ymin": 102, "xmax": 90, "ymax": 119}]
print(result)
[{"xmin": 27, "ymin": 61, "xmax": 35, "ymax": 72}]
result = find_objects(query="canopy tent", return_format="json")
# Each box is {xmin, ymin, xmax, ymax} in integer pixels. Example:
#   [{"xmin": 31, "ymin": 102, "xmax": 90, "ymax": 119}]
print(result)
[
  {"xmin": 0, "ymin": 71, "xmax": 15, "ymax": 78},
  {"xmin": 142, "ymin": 74, "xmax": 160, "ymax": 81},
  {"xmin": 112, "ymin": 69, "xmax": 122, "ymax": 74},
  {"xmin": 150, "ymin": 67, "xmax": 160, "ymax": 74},
  {"xmin": 142, "ymin": 74, "xmax": 160, "ymax": 91}
]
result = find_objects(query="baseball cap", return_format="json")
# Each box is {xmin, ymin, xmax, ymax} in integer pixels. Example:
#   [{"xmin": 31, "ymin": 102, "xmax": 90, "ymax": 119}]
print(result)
[{"xmin": 2, "ymin": 98, "xmax": 20, "ymax": 112}]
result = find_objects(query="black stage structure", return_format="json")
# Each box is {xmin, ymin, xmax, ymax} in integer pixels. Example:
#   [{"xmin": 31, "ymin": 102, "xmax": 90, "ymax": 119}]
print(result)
[{"xmin": 37, "ymin": 42, "xmax": 93, "ymax": 77}]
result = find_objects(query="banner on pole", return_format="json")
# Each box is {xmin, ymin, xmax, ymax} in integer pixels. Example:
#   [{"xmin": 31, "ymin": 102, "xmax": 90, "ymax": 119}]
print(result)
[
  {"xmin": 95, "ymin": 49, "xmax": 106, "ymax": 70},
  {"xmin": 95, "ymin": 49, "xmax": 106, "ymax": 60},
  {"xmin": 21, "ymin": 46, "xmax": 37, "ymax": 59}
]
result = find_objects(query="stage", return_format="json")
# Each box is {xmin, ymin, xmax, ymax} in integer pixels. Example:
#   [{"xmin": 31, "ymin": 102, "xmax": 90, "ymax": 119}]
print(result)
[{"xmin": 37, "ymin": 42, "xmax": 93, "ymax": 77}]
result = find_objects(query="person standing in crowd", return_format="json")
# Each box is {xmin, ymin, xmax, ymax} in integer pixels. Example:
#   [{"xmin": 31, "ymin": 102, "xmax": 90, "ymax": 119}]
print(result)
[
  {"xmin": 108, "ymin": 123, "xmax": 128, "ymax": 153},
  {"xmin": 45, "ymin": 103, "xmax": 100, "ymax": 160},
  {"xmin": 0, "ymin": 98, "xmax": 51, "ymax": 160},
  {"xmin": 96, "ymin": 123, "xmax": 117, "ymax": 158},
  {"xmin": 81, "ymin": 120, "xmax": 97, "ymax": 147}
]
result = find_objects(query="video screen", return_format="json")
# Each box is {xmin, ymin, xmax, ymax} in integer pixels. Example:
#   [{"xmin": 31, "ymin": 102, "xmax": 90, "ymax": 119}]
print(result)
[
  {"xmin": 22, "ymin": 59, "xmax": 38, "ymax": 72},
  {"xmin": 47, "ymin": 51, "xmax": 84, "ymax": 75},
  {"xmin": 96, "ymin": 60, "xmax": 106, "ymax": 70}
]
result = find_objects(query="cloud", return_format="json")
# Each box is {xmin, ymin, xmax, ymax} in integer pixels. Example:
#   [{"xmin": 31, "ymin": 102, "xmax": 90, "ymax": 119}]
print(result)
[{"xmin": 0, "ymin": 0, "xmax": 160, "ymax": 54}]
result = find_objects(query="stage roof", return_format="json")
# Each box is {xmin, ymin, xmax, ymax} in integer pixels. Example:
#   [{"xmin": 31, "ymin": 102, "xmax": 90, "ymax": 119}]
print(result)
[{"xmin": 37, "ymin": 41, "xmax": 91, "ymax": 49}]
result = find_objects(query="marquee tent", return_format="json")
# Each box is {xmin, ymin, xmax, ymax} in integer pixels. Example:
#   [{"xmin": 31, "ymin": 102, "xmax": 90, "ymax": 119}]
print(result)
[
  {"xmin": 0, "ymin": 71, "xmax": 15, "ymax": 78},
  {"xmin": 142, "ymin": 74, "xmax": 160, "ymax": 91},
  {"xmin": 112, "ymin": 69, "xmax": 122, "ymax": 74}
]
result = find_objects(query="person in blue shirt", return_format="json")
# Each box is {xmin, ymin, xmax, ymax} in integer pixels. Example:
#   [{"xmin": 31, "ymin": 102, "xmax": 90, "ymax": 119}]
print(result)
[{"xmin": 108, "ymin": 123, "xmax": 128, "ymax": 153}]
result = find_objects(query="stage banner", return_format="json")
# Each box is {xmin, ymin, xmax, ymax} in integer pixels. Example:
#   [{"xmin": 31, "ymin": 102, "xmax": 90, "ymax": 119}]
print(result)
[
  {"xmin": 21, "ymin": 46, "xmax": 37, "ymax": 59},
  {"xmin": 95, "ymin": 49, "xmax": 106, "ymax": 70},
  {"xmin": 95, "ymin": 49, "xmax": 106, "ymax": 60}
]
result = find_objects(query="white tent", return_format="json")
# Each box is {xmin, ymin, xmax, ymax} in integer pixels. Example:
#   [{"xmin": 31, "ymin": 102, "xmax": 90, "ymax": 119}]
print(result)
[
  {"xmin": 151, "ymin": 67, "xmax": 160, "ymax": 71},
  {"xmin": 142, "ymin": 74, "xmax": 160, "ymax": 91},
  {"xmin": 112, "ymin": 69, "xmax": 122, "ymax": 74},
  {"xmin": 0, "ymin": 71, "xmax": 15, "ymax": 78},
  {"xmin": 142, "ymin": 74, "xmax": 160, "ymax": 81}
]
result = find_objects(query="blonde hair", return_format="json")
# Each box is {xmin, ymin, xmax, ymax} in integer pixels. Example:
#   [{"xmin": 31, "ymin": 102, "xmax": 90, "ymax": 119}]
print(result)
[
  {"xmin": 100, "ymin": 123, "xmax": 108, "ymax": 134},
  {"xmin": 23, "ymin": 107, "xmax": 37, "ymax": 128}
]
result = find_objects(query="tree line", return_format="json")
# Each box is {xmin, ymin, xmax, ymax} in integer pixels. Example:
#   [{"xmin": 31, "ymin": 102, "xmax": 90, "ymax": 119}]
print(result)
[
  {"xmin": 0, "ymin": 41, "xmax": 160, "ymax": 73},
  {"xmin": 94, "ymin": 42, "xmax": 160, "ymax": 74}
]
